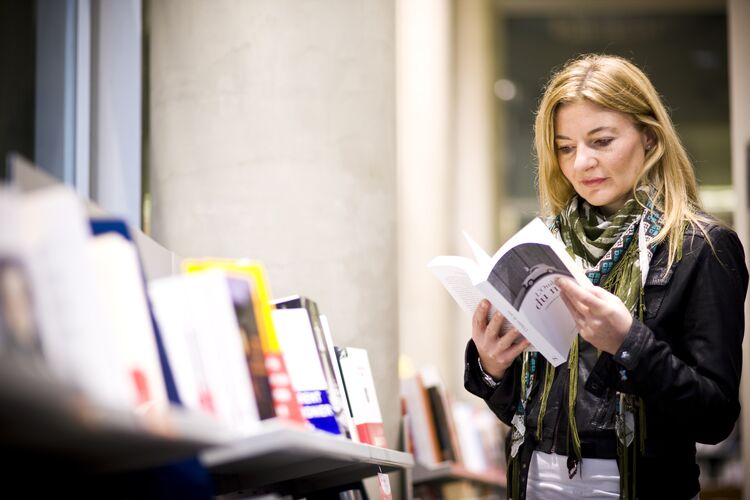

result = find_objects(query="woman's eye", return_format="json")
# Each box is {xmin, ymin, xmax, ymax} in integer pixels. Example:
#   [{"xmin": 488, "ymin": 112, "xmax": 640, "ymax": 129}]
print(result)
[
  {"xmin": 594, "ymin": 137, "xmax": 614, "ymax": 147},
  {"xmin": 557, "ymin": 145, "xmax": 573, "ymax": 154}
]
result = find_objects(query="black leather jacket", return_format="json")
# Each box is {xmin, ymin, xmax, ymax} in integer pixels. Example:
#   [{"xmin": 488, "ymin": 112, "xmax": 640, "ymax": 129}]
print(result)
[{"xmin": 464, "ymin": 222, "xmax": 748, "ymax": 499}]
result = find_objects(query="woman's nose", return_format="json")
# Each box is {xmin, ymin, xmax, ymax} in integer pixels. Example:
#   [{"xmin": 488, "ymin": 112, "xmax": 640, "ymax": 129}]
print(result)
[{"xmin": 573, "ymin": 146, "xmax": 597, "ymax": 171}]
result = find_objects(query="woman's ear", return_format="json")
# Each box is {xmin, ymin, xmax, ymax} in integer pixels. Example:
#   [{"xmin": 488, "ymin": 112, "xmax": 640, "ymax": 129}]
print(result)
[{"xmin": 643, "ymin": 127, "xmax": 657, "ymax": 152}]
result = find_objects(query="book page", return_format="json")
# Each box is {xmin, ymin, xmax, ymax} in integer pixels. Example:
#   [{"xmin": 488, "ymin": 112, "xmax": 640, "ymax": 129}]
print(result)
[
  {"xmin": 427, "ymin": 255, "xmax": 487, "ymax": 314},
  {"xmin": 462, "ymin": 231, "xmax": 492, "ymax": 269}
]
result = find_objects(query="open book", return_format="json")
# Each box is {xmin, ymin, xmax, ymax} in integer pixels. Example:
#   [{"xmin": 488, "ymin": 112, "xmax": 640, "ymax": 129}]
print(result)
[{"xmin": 428, "ymin": 218, "xmax": 589, "ymax": 367}]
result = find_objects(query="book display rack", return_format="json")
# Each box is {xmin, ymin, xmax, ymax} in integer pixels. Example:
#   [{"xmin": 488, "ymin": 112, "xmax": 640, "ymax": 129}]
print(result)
[
  {"xmin": 411, "ymin": 462, "xmax": 505, "ymax": 489},
  {"xmin": 1, "ymin": 157, "xmax": 413, "ymax": 498},
  {"xmin": 204, "ymin": 419, "xmax": 412, "ymax": 497}
]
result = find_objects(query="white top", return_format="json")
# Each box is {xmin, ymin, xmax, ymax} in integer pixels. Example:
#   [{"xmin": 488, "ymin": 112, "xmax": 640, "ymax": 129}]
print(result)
[{"xmin": 526, "ymin": 451, "xmax": 619, "ymax": 499}]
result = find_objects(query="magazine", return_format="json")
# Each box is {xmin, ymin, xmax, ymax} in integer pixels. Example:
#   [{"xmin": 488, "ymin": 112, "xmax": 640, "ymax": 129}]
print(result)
[{"xmin": 428, "ymin": 218, "xmax": 589, "ymax": 366}]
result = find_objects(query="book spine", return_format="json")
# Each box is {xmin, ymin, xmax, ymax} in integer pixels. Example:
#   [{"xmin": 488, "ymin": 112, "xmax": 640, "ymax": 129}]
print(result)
[
  {"xmin": 321, "ymin": 315, "xmax": 359, "ymax": 441},
  {"xmin": 226, "ymin": 276, "xmax": 275, "ymax": 420},
  {"xmin": 302, "ymin": 299, "xmax": 348, "ymax": 436},
  {"xmin": 425, "ymin": 385, "xmax": 456, "ymax": 462}
]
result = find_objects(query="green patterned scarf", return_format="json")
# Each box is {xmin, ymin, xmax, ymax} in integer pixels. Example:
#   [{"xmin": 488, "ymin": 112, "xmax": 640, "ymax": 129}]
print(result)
[
  {"xmin": 558, "ymin": 192, "xmax": 647, "ymax": 309},
  {"xmin": 554, "ymin": 187, "xmax": 665, "ymax": 498}
]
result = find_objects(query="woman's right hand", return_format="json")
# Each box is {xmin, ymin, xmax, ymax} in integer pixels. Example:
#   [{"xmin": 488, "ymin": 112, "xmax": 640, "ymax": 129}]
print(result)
[{"xmin": 472, "ymin": 299, "xmax": 530, "ymax": 381}]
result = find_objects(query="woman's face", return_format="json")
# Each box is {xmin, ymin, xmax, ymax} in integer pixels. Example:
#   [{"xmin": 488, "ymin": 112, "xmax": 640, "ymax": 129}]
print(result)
[{"xmin": 554, "ymin": 99, "xmax": 651, "ymax": 216}]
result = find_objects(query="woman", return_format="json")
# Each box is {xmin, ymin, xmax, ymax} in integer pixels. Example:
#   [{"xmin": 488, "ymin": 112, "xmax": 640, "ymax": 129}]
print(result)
[{"xmin": 465, "ymin": 54, "xmax": 748, "ymax": 499}]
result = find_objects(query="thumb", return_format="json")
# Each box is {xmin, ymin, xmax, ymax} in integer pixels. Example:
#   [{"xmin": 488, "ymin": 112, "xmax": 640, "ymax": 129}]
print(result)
[{"xmin": 589, "ymin": 286, "xmax": 612, "ymax": 299}]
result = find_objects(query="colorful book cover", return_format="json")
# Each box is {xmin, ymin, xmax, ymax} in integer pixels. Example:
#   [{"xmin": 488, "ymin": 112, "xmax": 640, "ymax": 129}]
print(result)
[
  {"xmin": 182, "ymin": 259, "xmax": 304, "ymax": 424},
  {"xmin": 226, "ymin": 276, "xmax": 275, "ymax": 420},
  {"xmin": 149, "ymin": 270, "xmax": 260, "ymax": 433},
  {"xmin": 272, "ymin": 296, "xmax": 348, "ymax": 436},
  {"xmin": 271, "ymin": 307, "xmax": 341, "ymax": 435}
]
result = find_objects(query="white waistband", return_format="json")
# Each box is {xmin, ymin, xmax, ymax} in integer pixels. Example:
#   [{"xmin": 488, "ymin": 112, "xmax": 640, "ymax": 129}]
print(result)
[{"xmin": 525, "ymin": 451, "xmax": 619, "ymax": 500}]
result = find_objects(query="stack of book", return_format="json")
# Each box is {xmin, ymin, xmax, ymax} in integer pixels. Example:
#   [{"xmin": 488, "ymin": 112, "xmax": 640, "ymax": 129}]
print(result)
[{"xmin": 0, "ymin": 179, "xmax": 389, "ymax": 451}]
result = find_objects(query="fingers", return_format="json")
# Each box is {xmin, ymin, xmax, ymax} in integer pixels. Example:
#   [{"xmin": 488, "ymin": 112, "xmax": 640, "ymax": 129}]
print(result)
[
  {"xmin": 588, "ymin": 286, "xmax": 611, "ymax": 299},
  {"xmin": 486, "ymin": 329, "xmax": 530, "ymax": 370},
  {"xmin": 472, "ymin": 300, "xmax": 490, "ymax": 331},
  {"xmin": 486, "ymin": 309, "xmax": 505, "ymax": 336},
  {"xmin": 498, "ymin": 328, "xmax": 529, "ymax": 357},
  {"xmin": 472, "ymin": 300, "xmax": 528, "ymax": 361},
  {"xmin": 557, "ymin": 278, "xmax": 603, "ymax": 313},
  {"xmin": 494, "ymin": 331, "xmax": 530, "ymax": 365},
  {"xmin": 507, "ymin": 336, "xmax": 531, "ymax": 359},
  {"xmin": 473, "ymin": 300, "xmax": 508, "ymax": 337},
  {"xmin": 558, "ymin": 285, "xmax": 585, "ymax": 324}
]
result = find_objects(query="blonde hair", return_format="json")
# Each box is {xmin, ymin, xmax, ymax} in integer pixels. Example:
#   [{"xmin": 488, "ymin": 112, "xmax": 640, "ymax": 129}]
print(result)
[{"xmin": 535, "ymin": 54, "xmax": 709, "ymax": 265}]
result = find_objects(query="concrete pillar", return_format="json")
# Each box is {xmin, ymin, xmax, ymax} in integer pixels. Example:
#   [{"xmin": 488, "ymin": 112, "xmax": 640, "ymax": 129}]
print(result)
[
  {"xmin": 450, "ymin": 0, "xmax": 499, "ymax": 396},
  {"xmin": 147, "ymin": 0, "xmax": 398, "ymax": 453},
  {"xmin": 396, "ymin": 0, "xmax": 454, "ymax": 386}
]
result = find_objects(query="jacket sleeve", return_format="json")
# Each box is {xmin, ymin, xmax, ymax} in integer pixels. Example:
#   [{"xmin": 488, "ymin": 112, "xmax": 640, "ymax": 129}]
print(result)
[
  {"xmin": 464, "ymin": 339, "xmax": 521, "ymax": 426},
  {"xmin": 588, "ymin": 226, "xmax": 748, "ymax": 444}
]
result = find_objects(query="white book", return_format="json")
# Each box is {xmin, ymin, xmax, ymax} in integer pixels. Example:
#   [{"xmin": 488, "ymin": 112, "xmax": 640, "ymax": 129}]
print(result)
[
  {"xmin": 148, "ymin": 275, "xmax": 217, "ymax": 417},
  {"xmin": 15, "ymin": 186, "xmax": 131, "ymax": 408},
  {"xmin": 89, "ymin": 233, "xmax": 169, "ymax": 411},
  {"xmin": 337, "ymin": 347, "xmax": 387, "ymax": 448},
  {"xmin": 428, "ymin": 217, "xmax": 589, "ymax": 366},
  {"xmin": 319, "ymin": 314, "xmax": 358, "ymax": 441},
  {"xmin": 150, "ymin": 270, "xmax": 259, "ymax": 434}
]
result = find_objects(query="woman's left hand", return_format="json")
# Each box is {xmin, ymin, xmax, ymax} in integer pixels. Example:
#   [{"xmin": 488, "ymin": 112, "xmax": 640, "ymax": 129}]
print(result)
[{"xmin": 556, "ymin": 277, "xmax": 633, "ymax": 354}]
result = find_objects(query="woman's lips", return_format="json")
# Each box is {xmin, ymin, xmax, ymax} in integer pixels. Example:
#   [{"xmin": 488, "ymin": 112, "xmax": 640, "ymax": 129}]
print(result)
[{"xmin": 581, "ymin": 177, "xmax": 606, "ymax": 187}]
